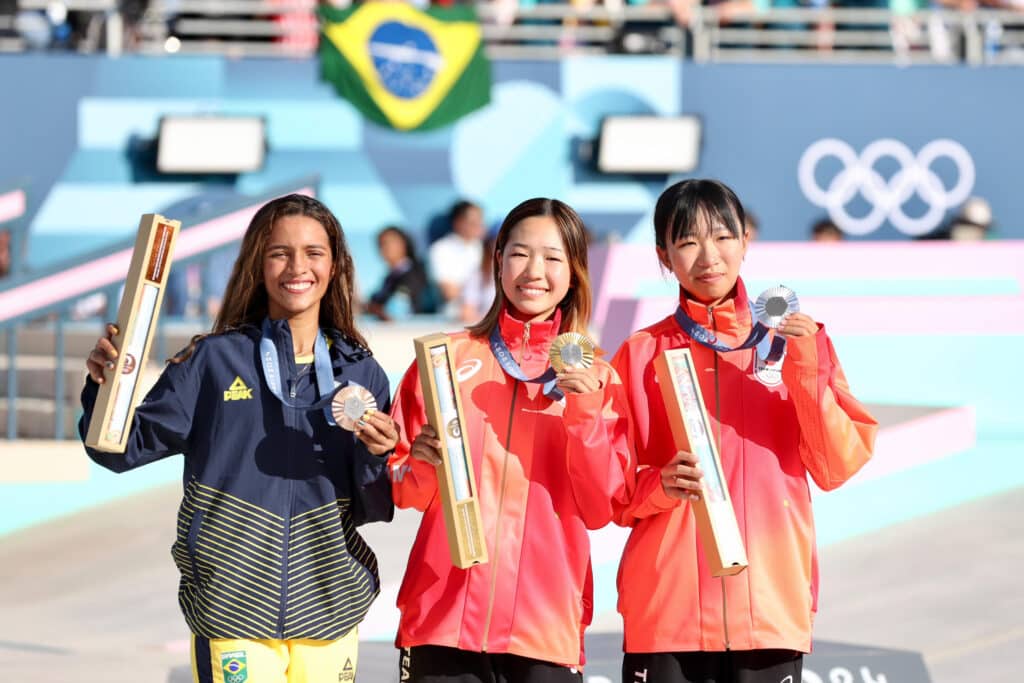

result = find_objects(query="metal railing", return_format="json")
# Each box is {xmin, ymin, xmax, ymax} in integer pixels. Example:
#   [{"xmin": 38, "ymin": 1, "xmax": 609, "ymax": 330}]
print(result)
[
  {"xmin": 0, "ymin": 176, "xmax": 318, "ymax": 440},
  {"xmin": 7, "ymin": 0, "xmax": 1024, "ymax": 63},
  {"xmin": 688, "ymin": 6, "xmax": 1024, "ymax": 65}
]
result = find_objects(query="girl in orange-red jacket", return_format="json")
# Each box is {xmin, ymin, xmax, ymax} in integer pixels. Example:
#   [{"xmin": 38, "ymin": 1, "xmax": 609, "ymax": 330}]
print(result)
[
  {"xmin": 612, "ymin": 180, "xmax": 877, "ymax": 683},
  {"xmin": 389, "ymin": 198, "xmax": 632, "ymax": 683}
]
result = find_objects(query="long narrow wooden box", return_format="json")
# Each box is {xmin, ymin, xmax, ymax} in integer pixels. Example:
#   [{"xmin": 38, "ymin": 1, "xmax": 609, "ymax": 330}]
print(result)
[
  {"xmin": 654, "ymin": 348, "xmax": 748, "ymax": 577},
  {"xmin": 414, "ymin": 334, "xmax": 488, "ymax": 569},
  {"xmin": 85, "ymin": 214, "xmax": 181, "ymax": 453}
]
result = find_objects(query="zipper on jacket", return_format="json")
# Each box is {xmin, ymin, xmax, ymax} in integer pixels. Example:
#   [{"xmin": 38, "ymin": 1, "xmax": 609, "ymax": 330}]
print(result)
[
  {"xmin": 709, "ymin": 304, "xmax": 732, "ymax": 651},
  {"xmin": 276, "ymin": 354, "xmax": 298, "ymax": 638},
  {"xmin": 520, "ymin": 322, "xmax": 531, "ymax": 363},
  {"xmin": 481, "ymin": 376, "xmax": 521, "ymax": 652}
]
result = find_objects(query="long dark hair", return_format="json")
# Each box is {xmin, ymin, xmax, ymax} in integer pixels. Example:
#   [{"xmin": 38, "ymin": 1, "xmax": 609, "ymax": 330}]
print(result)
[
  {"xmin": 654, "ymin": 179, "xmax": 747, "ymax": 251},
  {"xmin": 172, "ymin": 194, "xmax": 366, "ymax": 362},
  {"xmin": 467, "ymin": 198, "xmax": 591, "ymax": 339}
]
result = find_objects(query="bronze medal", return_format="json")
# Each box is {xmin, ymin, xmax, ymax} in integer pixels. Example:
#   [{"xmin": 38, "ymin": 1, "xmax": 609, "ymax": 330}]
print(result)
[{"xmin": 331, "ymin": 385, "xmax": 377, "ymax": 431}]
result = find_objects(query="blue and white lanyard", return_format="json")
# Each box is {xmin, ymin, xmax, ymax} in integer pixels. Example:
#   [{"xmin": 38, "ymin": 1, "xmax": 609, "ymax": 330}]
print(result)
[
  {"xmin": 488, "ymin": 326, "xmax": 564, "ymax": 401},
  {"xmin": 673, "ymin": 303, "xmax": 786, "ymax": 363},
  {"xmin": 259, "ymin": 318, "xmax": 341, "ymax": 426}
]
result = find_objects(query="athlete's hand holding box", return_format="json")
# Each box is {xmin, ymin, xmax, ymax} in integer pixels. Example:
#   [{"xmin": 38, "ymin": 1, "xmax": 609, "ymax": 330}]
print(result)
[
  {"xmin": 414, "ymin": 333, "xmax": 488, "ymax": 569},
  {"xmin": 85, "ymin": 214, "xmax": 180, "ymax": 453},
  {"xmin": 655, "ymin": 347, "xmax": 748, "ymax": 577}
]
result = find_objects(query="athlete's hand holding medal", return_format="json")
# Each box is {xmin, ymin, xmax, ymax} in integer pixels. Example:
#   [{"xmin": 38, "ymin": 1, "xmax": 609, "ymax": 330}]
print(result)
[
  {"xmin": 331, "ymin": 385, "xmax": 399, "ymax": 456},
  {"xmin": 410, "ymin": 331, "xmax": 600, "ymax": 467},
  {"xmin": 660, "ymin": 286, "xmax": 809, "ymax": 502},
  {"xmin": 753, "ymin": 285, "xmax": 816, "ymax": 338},
  {"xmin": 549, "ymin": 332, "xmax": 600, "ymax": 394}
]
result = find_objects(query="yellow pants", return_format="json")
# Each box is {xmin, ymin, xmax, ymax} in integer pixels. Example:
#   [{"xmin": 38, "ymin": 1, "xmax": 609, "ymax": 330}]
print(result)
[{"xmin": 191, "ymin": 628, "xmax": 358, "ymax": 683}]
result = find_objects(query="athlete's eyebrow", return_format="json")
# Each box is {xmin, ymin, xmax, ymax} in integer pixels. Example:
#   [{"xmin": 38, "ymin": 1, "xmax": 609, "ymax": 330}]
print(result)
[
  {"xmin": 266, "ymin": 242, "xmax": 328, "ymax": 250},
  {"xmin": 676, "ymin": 222, "xmax": 732, "ymax": 240},
  {"xmin": 508, "ymin": 242, "xmax": 564, "ymax": 252}
]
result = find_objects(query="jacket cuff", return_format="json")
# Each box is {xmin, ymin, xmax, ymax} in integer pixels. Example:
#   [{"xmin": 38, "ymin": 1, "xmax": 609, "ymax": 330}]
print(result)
[
  {"xmin": 562, "ymin": 387, "xmax": 604, "ymax": 424},
  {"xmin": 82, "ymin": 376, "xmax": 100, "ymax": 402},
  {"xmin": 781, "ymin": 324, "xmax": 827, "ymax": 374},
  {"xmin": 356, "ymin": 441, "xmax": 390, "ymax": 468},
  {"xmin": 648, "ymin": 477, "xmax": 683, "ymax": 512}
]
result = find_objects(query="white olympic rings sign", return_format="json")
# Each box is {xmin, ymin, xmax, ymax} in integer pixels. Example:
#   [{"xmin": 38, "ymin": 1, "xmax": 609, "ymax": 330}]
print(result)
[{"xmin": 798, "ymin": 138, "xmax": 975, "ymax": 236}]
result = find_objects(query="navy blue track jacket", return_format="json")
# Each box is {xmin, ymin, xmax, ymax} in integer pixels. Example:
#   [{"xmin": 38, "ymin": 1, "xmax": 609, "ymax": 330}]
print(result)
[{"xmin": 79, "ymin": 318, "xmax": 394, "ymax": 641}]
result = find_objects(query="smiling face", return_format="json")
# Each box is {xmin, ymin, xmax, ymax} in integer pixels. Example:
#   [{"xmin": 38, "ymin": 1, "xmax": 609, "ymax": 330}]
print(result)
[
  {"xmin": 658, "ymin": 210, "xmax": 748, "ymax": 307},
  {"xmin": 262, "ymin": 214, "xmax": 334, "ymax": 321},
  {"xmin": 498, "ymin": 215, "xmax": 572, "ymax": 323}
]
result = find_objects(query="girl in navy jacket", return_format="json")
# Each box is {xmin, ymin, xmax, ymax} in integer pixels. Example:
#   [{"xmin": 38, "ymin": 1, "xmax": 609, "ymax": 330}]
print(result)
[{"xmin": 80, "ymin": 194, "xmax": 399, "ymax": 683}]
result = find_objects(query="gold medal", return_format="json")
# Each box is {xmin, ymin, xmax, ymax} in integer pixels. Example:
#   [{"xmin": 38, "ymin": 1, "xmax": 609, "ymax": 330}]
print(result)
[
  {"xmin": 549, "ymin": 332, "xmax": 595, "ymax": 372},
  {"xmin": 331, "ymin": 385, "xmax": 377, "ymax": 431}
]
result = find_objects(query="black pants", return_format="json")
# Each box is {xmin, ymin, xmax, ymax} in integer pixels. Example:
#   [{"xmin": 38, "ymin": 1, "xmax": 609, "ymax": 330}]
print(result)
[
  {"xmin": 400, "ymin": 645, "xmax": 584, "ymax": 683},
  {"xmin": 622, "ymin": 649, "xmax": 802, "ymax": 683}
]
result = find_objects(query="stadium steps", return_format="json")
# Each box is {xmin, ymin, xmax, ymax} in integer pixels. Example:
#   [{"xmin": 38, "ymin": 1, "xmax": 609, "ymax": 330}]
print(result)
[{"xmin": 0, "ymin": 323, "xmax": 197, "ymax": 439}]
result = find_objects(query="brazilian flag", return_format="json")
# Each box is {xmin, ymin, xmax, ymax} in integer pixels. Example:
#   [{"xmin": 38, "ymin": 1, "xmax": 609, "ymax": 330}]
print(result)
[{"xmin": 319, "ymin": 2, "xmax": 492, "ymax": 132}]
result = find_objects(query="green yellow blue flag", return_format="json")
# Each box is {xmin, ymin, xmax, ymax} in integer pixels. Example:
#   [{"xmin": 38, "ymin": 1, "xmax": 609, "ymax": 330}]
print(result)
[{"xmin": 319, "ymin": 2, "xmax": 492, "ymax": 132}]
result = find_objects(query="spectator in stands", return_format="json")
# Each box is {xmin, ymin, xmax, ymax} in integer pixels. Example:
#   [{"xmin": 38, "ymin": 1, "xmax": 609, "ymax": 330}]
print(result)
[
  {"xmin": 811, "ymin": 217, "xmax": 844, "ymax": 241},
  {"xmin": 429, "ymin": 199, "xmax": 485, "ymax": 317},
  {"xmin": 0, "ymin": 228, "xmax": 10, "ymax": 278},
  {"xmin": 922, "ymin": 196, "xmax": 995, "ymax": 241},
  {"xmin": 0, "ymin": 228, "xmax": 11, "ymax": 278},
  {"xmin": 949, "ymin": 196, "xmax": 994, "ymax": 240},
  {"xmin": 459, "ymin": 232, "xmax": 497, "ymax": 324},
  {"xmin": 366, "ymin": 225, "xmax": 436, "ymax": 321}
]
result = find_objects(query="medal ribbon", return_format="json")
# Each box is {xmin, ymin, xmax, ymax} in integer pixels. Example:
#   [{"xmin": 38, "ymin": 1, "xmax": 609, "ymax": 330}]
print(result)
[
  {"xmin": 488, "ymin": 326, "xmax": 564, "ymax": 401},
  {"xmin": 673, "ymin": 303, "xmax": 786, "ymax": 363},
  {"xmin": 259, "ymin": 318, "xmax": 342, "ymax": 425}
]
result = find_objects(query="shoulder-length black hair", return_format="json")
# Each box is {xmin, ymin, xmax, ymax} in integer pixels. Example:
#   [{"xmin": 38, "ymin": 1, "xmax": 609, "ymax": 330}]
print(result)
[{"xmin": 654, "ymin": 179, "xmax": 747, "ymax": 249}]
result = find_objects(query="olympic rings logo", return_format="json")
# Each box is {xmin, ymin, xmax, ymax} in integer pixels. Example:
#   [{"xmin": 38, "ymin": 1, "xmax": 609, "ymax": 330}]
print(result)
[{"xmin": 797, "ymin": 138, "xmax": 975, "ymax": 236}]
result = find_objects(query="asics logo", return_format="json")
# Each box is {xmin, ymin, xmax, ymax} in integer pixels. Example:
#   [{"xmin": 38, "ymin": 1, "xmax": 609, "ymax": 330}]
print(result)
[
  {"xmin": 798, "ymin": 138, "xmax": 975, "ymax": 236},
  {"xmin": 456, "ymin": 358, "xmax": 483, "ymax": 382}
]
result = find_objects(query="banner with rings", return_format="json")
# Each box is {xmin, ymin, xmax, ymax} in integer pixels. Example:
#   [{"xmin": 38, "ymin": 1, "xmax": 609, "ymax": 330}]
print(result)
[{"xmin": 798, "ymin": 138, "xmax": 976, "ymax": 237}]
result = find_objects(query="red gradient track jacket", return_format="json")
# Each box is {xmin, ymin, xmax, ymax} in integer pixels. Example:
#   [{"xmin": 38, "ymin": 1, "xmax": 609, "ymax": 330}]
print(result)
[
  {"xmin": 389, "ymin": 308, "xmax": 632, "ymax": 668},
  {"xmin": 612, "ymin": 280, "xmax": 877, "ymax": 654}
]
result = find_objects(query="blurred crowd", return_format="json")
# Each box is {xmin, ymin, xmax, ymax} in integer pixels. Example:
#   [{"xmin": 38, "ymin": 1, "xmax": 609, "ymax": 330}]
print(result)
[
  {"xmin": 364, "ymin": 200, "xmax": 496, "ymax": 324},
  {"xmin": 2, "ymin": 0, "xmax": 1022, "ymax": 57},
  {"xmin": 0, "ymin": 194, "xmax": 1000, "ymax": 329},
  {"xmin": 363, "ymin": 193, "xmax": 998, "ymax": 323}
]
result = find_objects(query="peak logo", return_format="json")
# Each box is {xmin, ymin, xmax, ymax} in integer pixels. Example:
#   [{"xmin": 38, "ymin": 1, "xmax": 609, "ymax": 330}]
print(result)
[{"xmin": 223, "ymin": 376, "xmax": 254, "ymax": 401}]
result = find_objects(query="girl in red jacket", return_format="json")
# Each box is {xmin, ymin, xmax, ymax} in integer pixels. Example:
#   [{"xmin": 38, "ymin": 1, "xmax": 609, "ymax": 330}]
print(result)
[
  {"xmin": 612, "ymin": 180, "xmax": 877, "ymax": 683},
  {"xmin": 389, "ymin": 198, "xmax": 632, "ymax": 682}
]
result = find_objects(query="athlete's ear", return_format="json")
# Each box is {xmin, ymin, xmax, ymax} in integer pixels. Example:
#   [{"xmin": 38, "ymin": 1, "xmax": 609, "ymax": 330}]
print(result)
[{"xmin": 656, "ymin": 246, "xmax": 671, "ymax": 270}]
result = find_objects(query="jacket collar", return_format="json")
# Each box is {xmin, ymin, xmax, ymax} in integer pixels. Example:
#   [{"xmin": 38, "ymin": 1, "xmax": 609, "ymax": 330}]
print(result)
[
  {"xmin": 498, "ymin": 306, "xmax": 562, "ymax": 355},
  {"xmin": 244, "ymin": 317, "xmax": 370, "ymax": 367},
  {"xmin": 679, "ymin": 277, "xmax": 753, "ymax": 343}
]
